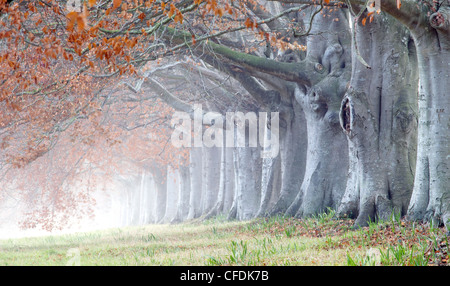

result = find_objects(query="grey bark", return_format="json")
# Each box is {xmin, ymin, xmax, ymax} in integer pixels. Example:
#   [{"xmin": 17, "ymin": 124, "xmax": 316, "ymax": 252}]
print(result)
[
  {"xmin": 136, "ymin": 171, "xmax": 153, "ymax": 225},
  {"xmin": 202, "ymin": 136, "xmax": 236, "ymax": 219},
  {"xmin": 222, "ymin": 144, "xmax": 236, "ymax": 214},
  {"xmin": 172, "ymin": 165, "xmax": 191, "ymax": 223},
  {"xmin": 406, "ymin": 7, "xmax": 450, "ymax": 226},
  {"xmin": 267, "ymin": 101, "xmax": 307, "ymax": 216},
  {"xmin": 284, "ymin": 9, "xmax": 351, "ymax": 218},
  {"xmin": 201, "ymin": 145, "xmax": 226, "ymax": 220},
  {"xmin": 187, "ymin": 147, "xmax": 203, "ymax": 220},
  {"xmin": 220, "ymin": 120, "xmax": 263, "ymax": 221},
  {"xmin": 152, "ymin": 166, "xmax": 168, "ymax": 223},
  {"xmin": 266, "ymin": 8, "xmax": 351, "ymax": 218},
  {"xmin": 257, "ymin": 126, "xmax": 282, "ymax": 217},
  {"xmin": 338, "ymin": 0, "xmax": 450, "ymax": 229},
  {"xmin": 201, "ymin": 145, "xmax": 221, "ymax": 214},
  {"xmin": 162, "ymin": 167, "xmax": 179, "ymax": 223},
  {"xmin": 234, "ymin": 146, "xmax": 263, "ymax": 220},
  {"xmin": 142, "ymin": 1, "xmax": 448, "ymax": 228},
  {"xmin": 337, "ymin": 12, "xmax": 419, "ymax": 226}
]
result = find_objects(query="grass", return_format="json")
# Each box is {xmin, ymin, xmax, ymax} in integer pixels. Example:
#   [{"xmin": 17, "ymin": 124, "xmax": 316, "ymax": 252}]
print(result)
[{"xmin": 0, "ymin": 210, "xmax": 448, "ymax": 266}]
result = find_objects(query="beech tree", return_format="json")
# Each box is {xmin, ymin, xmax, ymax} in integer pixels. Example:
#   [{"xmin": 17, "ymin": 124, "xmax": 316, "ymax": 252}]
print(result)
[
  {"xmin": 0, "ymin": 0, "xmax": 448, "ymax": 229},
  {"xmin": 337, "ymin": 11, "xmax": 419, "ymax": 226},
  {"xmin": 268, "ymin": 2, "xmax": 448, "ymax": 225}
]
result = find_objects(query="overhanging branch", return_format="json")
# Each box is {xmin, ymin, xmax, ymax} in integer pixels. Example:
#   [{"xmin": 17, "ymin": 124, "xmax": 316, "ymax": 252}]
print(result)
[{"xmin": 267, "ymin": 0, "xmax": 424, "ymax": 30}]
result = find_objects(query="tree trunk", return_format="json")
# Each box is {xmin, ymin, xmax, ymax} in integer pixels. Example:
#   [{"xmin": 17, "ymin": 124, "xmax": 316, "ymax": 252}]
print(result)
[
  {"xmin": 172, "ymin": 165, "xmax": 191, "ymax": 223},
  {"xmin": 202, "ymin": 134, "xmax": 236, "ymax": 219},
  {"xmin": 267, "ymin": 102, "xmax": 307, "ymax": 215},
  {"xmin": 257, "ymin": 128, "xmax": 282, "ymax": 217},
  {"xmin": 146, "ymin": 174, "xmax": 157, "ymax": 224},
  {"xmin": 136, "ymin": 171, "xmax": 152, "ymax": 225},
  {"xmin": 152, "ymin": 166, "xmax": 168, "ymax": 223},
  {"xmin": 202, "ymin": 145, "xmax": 226, "ymax": 220},
  {"xmin": 187, "ymin": 147, "xmax": 203, "ymax": 220},
  {"xmin": 201, "ymin": 145, "xmax": 221, "ymax": 214},
  {"xmin": 407, "ymin": 7, "xmax": 450, "ymax": 226},
  {"xmin": 270, "ymin": 8, "xmax": 351, "ymax": 218},
  {"xmin": 162, "ymin": 166, "xmax": 179, "ymax": 223},
  {"xmin": 234, "ymin": 146, "xmax": 263, "ymax": 220},
  {"xmin": 288, "ymin": 84, "xmax": 349, "ymax": 217},
  {"xmin": 116, "ymin": 174, "xmax": 143, "ymax": 226},
  {"xmin": 225, "ymin": 119, "xmax": 264, "ymax": 220},
  {"xmin": 222, "ymin": 144, "xmax": 235, "ymax": 214},
  {"xmin": 337, "ymin": 12, "xmax": 419, "ymax": 226}
]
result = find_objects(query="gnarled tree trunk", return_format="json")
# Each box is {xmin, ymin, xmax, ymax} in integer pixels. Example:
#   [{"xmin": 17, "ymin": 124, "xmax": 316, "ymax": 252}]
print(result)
[
  {"xmin": 337, "ymin": 12, "xmax": 419, "ymax": 226},
  {"xmin": 287, "ymin": 8, "xmax": 351, "ymax": 217}
]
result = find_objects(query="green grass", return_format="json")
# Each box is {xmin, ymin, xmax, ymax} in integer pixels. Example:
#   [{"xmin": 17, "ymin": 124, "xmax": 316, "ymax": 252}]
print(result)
[{"xmin": 0, "ymin": 212, "xmax": 448, "ymax": 266}]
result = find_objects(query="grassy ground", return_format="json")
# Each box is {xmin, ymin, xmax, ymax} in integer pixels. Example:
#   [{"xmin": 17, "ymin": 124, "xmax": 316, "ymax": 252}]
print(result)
[{"xmin": 0, "ymin": 210, "xmax": 448, "ymax": 266}]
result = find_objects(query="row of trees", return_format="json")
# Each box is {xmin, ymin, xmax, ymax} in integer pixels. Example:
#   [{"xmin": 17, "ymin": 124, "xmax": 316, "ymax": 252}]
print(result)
[{"xmin": 0, "ymin": 0, "xmax": 448, "ymax": 229}]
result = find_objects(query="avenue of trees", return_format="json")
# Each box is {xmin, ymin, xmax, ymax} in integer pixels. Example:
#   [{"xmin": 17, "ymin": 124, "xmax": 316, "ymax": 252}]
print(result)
[{"xmin": 0, "ymin": 0, "xmax": 448, "ymax": 230}]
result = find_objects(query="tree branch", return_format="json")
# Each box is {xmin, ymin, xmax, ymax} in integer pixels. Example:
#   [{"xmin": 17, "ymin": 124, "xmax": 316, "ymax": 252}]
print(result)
[
  {"xmin": 267, "ymin": 0, "xmax": 424, "ymax": 30},
  {"xmin": 205, "ymin": 40, "xmax": 322, "ymax": 86}
]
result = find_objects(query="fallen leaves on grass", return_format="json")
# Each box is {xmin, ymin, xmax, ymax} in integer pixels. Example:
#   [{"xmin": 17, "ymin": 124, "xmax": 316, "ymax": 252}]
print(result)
[{"xmin": 242, "ymin": 216, "xmax": 449, "ymax": 266}]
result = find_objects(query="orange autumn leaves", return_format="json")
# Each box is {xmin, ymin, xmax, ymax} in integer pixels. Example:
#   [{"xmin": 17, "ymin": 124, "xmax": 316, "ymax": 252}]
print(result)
[
  {"xmin": 66, "ymin": 0, "xmax": 96, "ymax": 32},
  {"xmin": 168, "ymin": 3, "xmax": 184, "ymax": 23},
  {"xmin": 113, "ymin": 0, "xmax": 121, "ymax": 10},
  {"xmin": 65, "ymin": 0, "xmax": 184, "ymax": 33},
  {"xmin": 361, "ymin": 0, "xmax": 401, "ymax": 26},
  {"xmin": 66, "ymin": 2, "xmax": 89, "ymax": 32},
  {"xmin": 361, "ymin": 11, "xmax": 376, "ymax": 26}
]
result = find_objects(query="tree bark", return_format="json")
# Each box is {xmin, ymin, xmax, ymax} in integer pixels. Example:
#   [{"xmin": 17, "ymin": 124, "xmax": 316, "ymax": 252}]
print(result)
[
  {"xmin": 171, "ymin": 165, "xmax": 191, "ymax": 223},
  {"xmin": 270, "ymin": 8, "xmax": 351, "ymax": 218},
  {"xmin": 222, "ymin": 144, "xmax": 236, "ymax": 214},
  {"xmin": 201, "ymin": 145, "xmax": 221, "ymax": 214},
  {"xmin": 234, "ymin": 146, "xmax": 263, "ymax": 220},
  {"xmin": 267, "ymin": 102, "xmax": 307, "ymax": 216},
  {"xmin": 337, "ymin": 12, "xmax": 419, "ymax": 226},
  {"xmin": 187, "ymin": 147, "xmax": 203, "ymax": 220},
  {"xmin": 202, "ymin": 134, "xmax": 236, "ymax": 219},
  {"xmin": 257, "ymin": 126, "xmax": 282, "ymax": 216},
  {"xmin": 151, "ymin": 165, "xmax": 168, "ymax": 223},
  {"xmin": 144, "ymin": 0, "xmax": 448, "ymax": 228},
  {"xmin": 162, "ymin": 166, "xmax": 179, "ymax": 223},
  {"xmin": 407, "ymin": 6, "xmax": 450, "ymax": 226}
]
